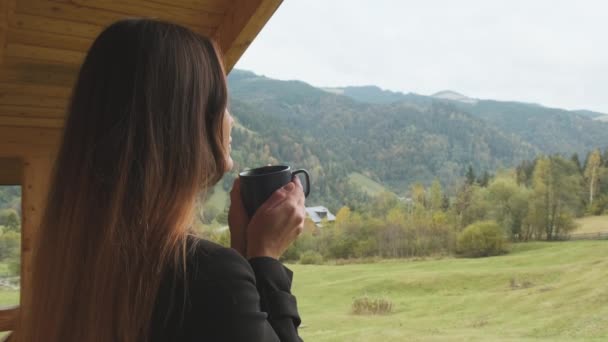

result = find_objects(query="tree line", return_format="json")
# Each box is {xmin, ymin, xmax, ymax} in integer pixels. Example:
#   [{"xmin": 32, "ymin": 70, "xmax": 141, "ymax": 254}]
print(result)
[{"xmin": 278, "ymin": 148, "xmax": 608, "ymax": 262}]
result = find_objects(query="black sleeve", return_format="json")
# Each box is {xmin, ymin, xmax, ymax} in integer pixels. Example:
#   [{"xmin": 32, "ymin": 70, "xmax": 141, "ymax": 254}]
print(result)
[
  {"xmin": 192, "ymin": 247, "xmax": 303, "ymax": 342},
  {"xmin": 249, "ymin": 257, "xmax": 302, "ymax": 341}
]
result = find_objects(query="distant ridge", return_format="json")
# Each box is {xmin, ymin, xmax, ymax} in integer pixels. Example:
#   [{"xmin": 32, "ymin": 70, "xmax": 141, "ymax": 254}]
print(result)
[{"xmin": 432, "ymin": 90, "xmax": 478, "ymax": 104}]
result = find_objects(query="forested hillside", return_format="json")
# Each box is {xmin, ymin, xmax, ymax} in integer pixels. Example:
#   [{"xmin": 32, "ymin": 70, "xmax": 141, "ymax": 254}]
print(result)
[{"xmin": 226, "ymin": 70, "xmax": 608, "ymax": 209}]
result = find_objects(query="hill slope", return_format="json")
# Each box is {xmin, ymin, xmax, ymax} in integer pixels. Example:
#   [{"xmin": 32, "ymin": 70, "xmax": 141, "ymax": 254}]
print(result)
[{"xmin": 227, "ymin": 70, "xmax": 608, "ymax": 208}]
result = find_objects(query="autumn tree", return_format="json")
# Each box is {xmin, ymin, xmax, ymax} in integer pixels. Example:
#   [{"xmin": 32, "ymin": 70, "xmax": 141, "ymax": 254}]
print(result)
[{"xmin": 584, "ymin": 149, "xmax": 602, "ymax": 207}]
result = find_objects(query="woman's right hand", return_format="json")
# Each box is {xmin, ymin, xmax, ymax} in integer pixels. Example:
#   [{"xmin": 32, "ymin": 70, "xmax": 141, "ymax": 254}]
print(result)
[{"xmin": 246, "ymin": 177, "xmax": 306, "ymax": 260}]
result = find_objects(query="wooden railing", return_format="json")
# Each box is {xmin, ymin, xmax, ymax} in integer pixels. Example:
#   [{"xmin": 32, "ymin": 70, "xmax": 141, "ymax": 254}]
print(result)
[
  {"xmin": 0, "ymin": 305, "xmax": 18, "ymax": 341},
  {"xmin": 567, "ymin": 231, "xmax": 608, "ymax": 240}
]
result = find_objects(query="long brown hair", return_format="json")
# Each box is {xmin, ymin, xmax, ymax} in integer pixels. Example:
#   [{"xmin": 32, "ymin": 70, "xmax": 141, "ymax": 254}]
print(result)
[{"xmin": 18, "ymin": 19, "xmax": 227, "ymax": 341}]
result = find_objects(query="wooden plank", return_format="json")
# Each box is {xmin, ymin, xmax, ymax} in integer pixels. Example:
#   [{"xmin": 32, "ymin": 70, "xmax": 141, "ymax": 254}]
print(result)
[
  {"xmin": 148, "ymin": 0, "xmax": 229, "ymax": 14},
  {"xmin": 0, "ymin": 57, "xmax": 80, "ymax": 87},
  {"xmin": 0, "ymin": 306, "xmax": 18, "ymax": 331},
  {"xmin": 21, "ymin": 155, "xmax": 55, "ymax": 324},
  {"xmin": 7, "ymin": 27, "xmax": 92, "ymax": 52},
  {"xmin": 0, "ymin": 115, "xmax": 64, "ymax": 128},
  {"xmin": 0, "ymin": 90, "xmax": 69, "ymax": 109},
  {"xmin": 214, "ymin": 0, "xmax": 282, "ymax": 72},
  {"xmin": 0, "ymin": 0, "xmax": 17, "ymax": 65},
  {"xmin": 0, "ymin": 105, "xmax": 65, "ymax": 119},
  {"xmin": 0, "ymin": 126, "xmax": 62, "ymax": 149},
  {"xmin": 6, "ymin": 43, "xmax": 85, "ymax": 64},
  {"xmin": 0, "ymin": 83, "xmax": 72, "ymax": 98},
  {"xmin": 42, "ymin": 0, "xmax": 222, "ymax": 30},
  {"xmin": 9, "ymin": 13, "xmax": 103, "ymax": 39},
  {"xmin": 0, "ymin": 157, "xmax": 21, "ymax": 184},
  {"xmin": 17, "ymin": 0, "xmax": 133, "ymax": 27}
]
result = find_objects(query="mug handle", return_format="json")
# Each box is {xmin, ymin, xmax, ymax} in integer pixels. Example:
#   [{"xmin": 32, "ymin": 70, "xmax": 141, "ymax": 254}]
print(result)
[{"xmin": 292, "ymin": 169, "xmax": 311, "ymax": 197}]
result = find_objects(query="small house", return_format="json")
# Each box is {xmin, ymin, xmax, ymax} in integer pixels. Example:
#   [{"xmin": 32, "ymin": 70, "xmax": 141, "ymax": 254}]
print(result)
[{"xmin": 305, "ymin": 206, "xmax": 336, "ymax": 227}]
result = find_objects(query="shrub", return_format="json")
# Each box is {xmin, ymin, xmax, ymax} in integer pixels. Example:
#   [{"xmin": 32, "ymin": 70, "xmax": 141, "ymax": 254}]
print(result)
[
  {"xmin": 351, "ymin": 295, "xmax": 393, "ymax": 315},
  {"xmin": 299, "ymin": 251, "xmax": 324, "ymax": 265},
  {"xmin": 456, "ymin": 220, "xmax": 508, "ymax": 257},
  {"xmin": 7, "ymin": 257, "xmax": 20, "ymax": 277}
]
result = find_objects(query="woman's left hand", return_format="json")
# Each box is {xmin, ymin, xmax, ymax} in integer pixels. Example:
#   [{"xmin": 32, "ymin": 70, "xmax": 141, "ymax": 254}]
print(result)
[{"xmin": 228, "ymin": 177, "xmax": 249, "ymax": 256}]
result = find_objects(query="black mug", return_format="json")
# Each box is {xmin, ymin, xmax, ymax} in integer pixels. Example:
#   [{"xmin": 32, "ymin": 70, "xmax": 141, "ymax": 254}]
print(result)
[{"xmin": 239, "ymin": 165, "xmax": 311, "ymax": 217}]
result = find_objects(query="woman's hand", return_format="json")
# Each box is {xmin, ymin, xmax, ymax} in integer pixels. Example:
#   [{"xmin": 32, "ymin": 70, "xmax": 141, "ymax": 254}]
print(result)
[
  {"xmin": 246, "ymin": 178, "xmax": 306, "ymax": 260},
  {"xmin": 228, "ymin": 178, "xmax": 249, "ymax": 257}
]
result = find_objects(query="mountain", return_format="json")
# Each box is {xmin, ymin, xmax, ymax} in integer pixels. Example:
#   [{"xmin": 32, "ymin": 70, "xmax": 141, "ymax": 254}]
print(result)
[
  {"xmin": 322, "ymin": 85, "xmax": 427, "ymax": 105},
  {"xmin": 574, "ymin": 109, "xmax": 606, "ymax": 119},
  {"xmin": 432, "ymin": 90, "xmax": 478, "ymax": 104},
  {"xmin": 226, "ymin": 70, "xmax": 608, "ymax": 209},
  {"xmin": 332, "ymin": 84, "xmax": 608, "ymax": 156}
]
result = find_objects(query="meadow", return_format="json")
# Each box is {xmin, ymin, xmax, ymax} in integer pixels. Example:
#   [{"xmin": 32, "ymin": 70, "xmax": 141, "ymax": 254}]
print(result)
[{"xmin": 290, "ymin": 240, "xmax": 608, "ymax": 341}]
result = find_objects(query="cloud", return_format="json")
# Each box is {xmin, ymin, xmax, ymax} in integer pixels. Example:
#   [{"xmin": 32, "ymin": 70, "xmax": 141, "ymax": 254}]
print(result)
[{"xmin": 235, "ymin": 0, "xmax": 608, "ymax": 112}]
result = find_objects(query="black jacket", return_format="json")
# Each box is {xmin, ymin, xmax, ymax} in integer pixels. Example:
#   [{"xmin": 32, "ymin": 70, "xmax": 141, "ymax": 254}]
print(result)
[{"xmin": 151, "ymin": 238, "xmax": 303, "ymax": 341}]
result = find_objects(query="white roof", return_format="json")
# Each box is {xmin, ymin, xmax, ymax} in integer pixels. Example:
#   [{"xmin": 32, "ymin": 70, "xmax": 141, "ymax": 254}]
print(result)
[{"xmin": 305, "ymin": 206, "xmax": 336, "ymax": 224}]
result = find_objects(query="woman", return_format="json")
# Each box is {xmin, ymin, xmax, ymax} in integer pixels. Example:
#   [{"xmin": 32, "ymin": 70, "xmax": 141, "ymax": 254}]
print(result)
[{"xmin": 18, "ymin": 19, "xmax": 305, "ymax": 341}]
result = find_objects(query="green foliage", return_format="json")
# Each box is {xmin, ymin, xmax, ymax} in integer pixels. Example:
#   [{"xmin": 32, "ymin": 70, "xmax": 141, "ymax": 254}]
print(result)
[
  {"xmin": 0, "ymin": 209, "xmax": 20, "ymax": 232},
  {"xmin": 0, "ymin": 230, "xmax": 20, "ymax": 261},
  {"xmin": 7, "ymin": 258, "xmax": 20, "ymax": 277},
  {"xmin": 215, "ymin": 210, "xmax": 228, "ymax": 225},
  {"xmin": 486, "ymin": 176, "xmax": 531, "ymax": 240},
  {"xmin": 456, "ymin": 221, "xmax": 509, "ymax": 257},
  {"xmin": 299, "ymin": 251, "xmax": 324, "ymax": 265},
  {"xmin": 526, "ymin": 156, "xmax": 582, "ymax": 240}
]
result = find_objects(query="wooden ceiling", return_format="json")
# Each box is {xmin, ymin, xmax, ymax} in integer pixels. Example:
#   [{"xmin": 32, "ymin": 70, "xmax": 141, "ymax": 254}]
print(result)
[{"xmin": 0, "ymin": 0, "xmax": 282, "ymax": 130}]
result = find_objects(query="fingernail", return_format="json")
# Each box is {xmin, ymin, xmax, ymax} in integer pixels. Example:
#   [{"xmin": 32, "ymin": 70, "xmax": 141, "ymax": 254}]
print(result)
[{"xmin": 284, "ymin": 183, "xmax": 295, "ymax": 191}]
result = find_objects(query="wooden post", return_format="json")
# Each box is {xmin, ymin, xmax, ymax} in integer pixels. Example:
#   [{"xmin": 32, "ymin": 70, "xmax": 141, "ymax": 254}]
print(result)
[{"xmin": 20, "ymin": 155, "xmax": 53, "ymax": 322}]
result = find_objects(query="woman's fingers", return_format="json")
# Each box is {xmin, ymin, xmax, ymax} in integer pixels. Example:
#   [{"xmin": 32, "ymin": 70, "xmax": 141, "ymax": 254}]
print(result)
[
  {"xmin": 257, "ymin": 182, "xmax": 293, "ymax": 212},
  {"xmin": 230, "ymin": 177, "xmax": 242, "ymax": 202}
]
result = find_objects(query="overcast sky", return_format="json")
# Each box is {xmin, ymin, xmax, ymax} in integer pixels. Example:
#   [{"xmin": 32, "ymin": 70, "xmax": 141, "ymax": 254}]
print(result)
[{"xmin": 234, "ymin": 0, "xmax": 608, "ymax": 113}]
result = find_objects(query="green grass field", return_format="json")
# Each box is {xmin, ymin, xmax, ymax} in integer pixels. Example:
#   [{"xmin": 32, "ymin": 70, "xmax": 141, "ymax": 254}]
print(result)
[
  {"xmin": 574, "ymin": 215, "xmax": 608, "ymax": 234},
  {"xmin": 289, "ymin": 241, "xmax": 608, "ymax": 341},
  {"xmin": 349, "ymin": 172, "xmax": 390, "ymax": 196},
  {"xmin": 0, "ymin": 241, "xmax": 604, "ymax": 340},
  {"xmin": 205, "ymin": 183, "xmax": 229, "ymax": 211}
]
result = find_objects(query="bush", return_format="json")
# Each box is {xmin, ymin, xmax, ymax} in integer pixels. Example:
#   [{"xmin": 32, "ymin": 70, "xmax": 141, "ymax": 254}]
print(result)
[
  {"xmin": 7, "ymin": 257, "xmax": 20, "ymax": 277},
  {"xmin": 299, "ymin": 251, "xmax": 324, "ymax": 265},
  {"xmin": 456, "ymin": 220, "xmax": 508, "ymax": 257},
  {"xmin": 351, "ymin": 295, "xmax": 393, "ymax": 315}
]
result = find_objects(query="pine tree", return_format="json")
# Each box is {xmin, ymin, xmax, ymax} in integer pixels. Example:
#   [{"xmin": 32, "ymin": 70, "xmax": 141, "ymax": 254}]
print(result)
[
  {"xmin": 477, "ymin": 171, "xmax": 490, "ymax": 187},
  {"xmin": 465, "ymin": 165, "xmax": 476, "ymax": 186},
  {"xmin": 571, "ymin": 153, "xmax": 583, "ymax": 174}
]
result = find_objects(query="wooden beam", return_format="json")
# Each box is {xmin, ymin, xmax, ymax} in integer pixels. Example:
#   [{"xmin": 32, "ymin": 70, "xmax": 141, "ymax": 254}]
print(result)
[
  {"xmin": 214, "ymin": 0, "xmax": 282, "ymax": 72},
  {"xmin": 0, "ymin": 157, "xmax": 21, "ymax": 185}
]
